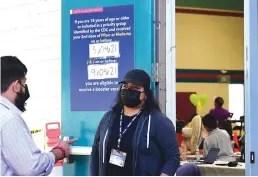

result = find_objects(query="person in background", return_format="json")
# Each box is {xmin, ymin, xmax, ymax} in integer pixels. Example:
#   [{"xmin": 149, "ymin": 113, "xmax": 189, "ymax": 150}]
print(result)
[
  {"xmin": 202, "ymin": 113, "xmax": 235, "ymax": 162},
  {"xmin": 0, "ymin": 56, "xmax": 77, "ymax": 176},
  {"xmin": 180, "ymin": 115, "xmax": 203, "ymax": 156},
  {"xmin": 187, "ymin": 113, "xmax": 197, "ymax": 124},
  {"xmin": 209, "ymin": 97, "xmax": 231, "ymax": 129},
  {"xmin": 90, "ymin": 69, "xmax": 180, "ymax": 176},
  {"xmin": 176, "ymin": 113, "xmax": 185, "ymax": 133}
]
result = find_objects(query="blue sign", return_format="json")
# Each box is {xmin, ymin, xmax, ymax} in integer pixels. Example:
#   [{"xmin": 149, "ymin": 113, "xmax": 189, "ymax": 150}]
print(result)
[{"xmin": 70, "ymin": 5, "xmax": 134, "ymax": 111}]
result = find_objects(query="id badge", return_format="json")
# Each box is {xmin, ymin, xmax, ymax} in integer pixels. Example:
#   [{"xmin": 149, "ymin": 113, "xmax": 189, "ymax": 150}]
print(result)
[{"xmin": 109, "ymin": 149, "xmax": 127, "ymax": 167}]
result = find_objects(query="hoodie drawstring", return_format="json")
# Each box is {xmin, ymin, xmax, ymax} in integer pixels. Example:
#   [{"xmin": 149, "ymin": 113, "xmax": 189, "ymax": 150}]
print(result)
[
  {"xmin": 147, "ymin": 114, "xmax": 151, "ymax": 148},
  {"xmin": 103, "ymin": 129, "xmax": 109, "ymax": 163}
]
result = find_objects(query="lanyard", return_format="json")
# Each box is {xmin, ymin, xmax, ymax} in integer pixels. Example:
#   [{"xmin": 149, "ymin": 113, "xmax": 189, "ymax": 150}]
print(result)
[{"xmin": 117, "ymin": 109, "xmax": 141, "ymax": 149}]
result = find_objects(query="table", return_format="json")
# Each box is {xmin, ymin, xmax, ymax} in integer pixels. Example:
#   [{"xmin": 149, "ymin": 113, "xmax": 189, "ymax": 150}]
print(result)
[
  {"xmin": 185, "ymin": 153, "xmax": 242, "ymax": 161},
  {"xmin": 186, "ymin": 155, "xmax": 204, "ymax": 160},
  {"xmin": 70, "ymin": 146, "xmax": 92, "ymax": 155},
  {"xmin": 229, "ymin": 119, "xmax": 245, "ymax": 135},
  {"xmin": 181, "ymin": 161, "xmax": 245, "ymax": 176}
]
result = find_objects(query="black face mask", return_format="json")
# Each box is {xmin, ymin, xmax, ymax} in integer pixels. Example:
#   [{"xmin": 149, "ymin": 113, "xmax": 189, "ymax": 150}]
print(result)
[
  {"xmin": 15, "ymin": 84, "xmax": 30, "ymax": 112},
  {"xmin": 120, "ymin": 89, "xmax": 143, "ymax": 108}
]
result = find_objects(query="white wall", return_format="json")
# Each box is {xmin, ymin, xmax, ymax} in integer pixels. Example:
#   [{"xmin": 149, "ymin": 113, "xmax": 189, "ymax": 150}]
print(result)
[
  {"xmin": 0, "ymin": 0, "xmax": 61, "ymax": 130},
  {"xmin": 228, "ymin": 84, "xmax": 244, "ymax": 121}
]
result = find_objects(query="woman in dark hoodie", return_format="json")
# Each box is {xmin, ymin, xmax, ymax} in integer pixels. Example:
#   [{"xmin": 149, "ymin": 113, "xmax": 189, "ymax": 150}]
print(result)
[{"xmin": 90, "ymin": 69, "xmax": 180, "ymax": 176}]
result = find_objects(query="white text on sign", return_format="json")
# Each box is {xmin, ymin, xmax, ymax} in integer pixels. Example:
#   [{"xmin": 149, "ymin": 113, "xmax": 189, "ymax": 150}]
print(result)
[
  {"xmin": 88, "ymin": 63, "xmax": 118, "ymax": 80},
  {"xmin": 89, "ymin": 42, "xmax": 120, "ymax": 58}
]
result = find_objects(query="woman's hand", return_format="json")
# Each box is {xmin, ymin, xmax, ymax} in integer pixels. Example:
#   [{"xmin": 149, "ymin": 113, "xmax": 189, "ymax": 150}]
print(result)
[{"xmin": 186, "ymin": 151, "xmax": 192, "ymax": 155}]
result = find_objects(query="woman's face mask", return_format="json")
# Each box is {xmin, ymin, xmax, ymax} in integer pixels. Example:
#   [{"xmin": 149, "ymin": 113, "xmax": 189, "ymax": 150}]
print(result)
[
  {"xmin": 15, "ymin": 83, "xmax": 30, "ymax": 112},
  {"xmin": 120, "ymin": 89, "xmax": 143, "ymax": 108}
]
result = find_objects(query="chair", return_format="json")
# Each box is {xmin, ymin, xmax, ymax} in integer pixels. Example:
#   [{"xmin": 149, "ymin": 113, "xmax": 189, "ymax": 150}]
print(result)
[
  {"xmin": 232, "ymin": 125, "xmax": 242, "ymax": 137},
  {"xmin": 222, "ymin": 119, "xmax": 233, "ymax": 140},
  {"xmin": 233, "ymin": 132, "xmax": 240, "ymax": 152},
  {"xmin": 176, "ymin": 133, "xmax": 184, "ymax": 147}
]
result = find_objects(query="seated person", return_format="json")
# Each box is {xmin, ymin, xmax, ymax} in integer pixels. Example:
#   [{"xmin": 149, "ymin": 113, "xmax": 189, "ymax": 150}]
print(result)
[
  {"xmin": 202, "ymin": 113, "xmax": 236, "ymax": 162},
  {"xmin": 209, "ymin": 97, "xmax": 231, "ymax": 129},
  {"xmin": 223, "ymin": 119, "xmax": 233, "ymax": 140},
  {"xmin": 180, "ymin": 115, "xmax": 203, "ymax": 156},
  {"xmin": 176, "ymin": 120, "xmax": 185, "ymax": 133},
  {"xmin": 187, "ymin": 113, "xmax": 198, "ymax": 124}
]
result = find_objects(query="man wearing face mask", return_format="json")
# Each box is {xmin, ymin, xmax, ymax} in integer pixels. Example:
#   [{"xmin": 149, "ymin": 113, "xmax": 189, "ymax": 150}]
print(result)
[
  {"xmin": 90, "ymin": 69, "xmax": 180, "ymax": 176},
  {"xmin": 0, "ymin": 56, "xmax": 77, "ymax": 176}
]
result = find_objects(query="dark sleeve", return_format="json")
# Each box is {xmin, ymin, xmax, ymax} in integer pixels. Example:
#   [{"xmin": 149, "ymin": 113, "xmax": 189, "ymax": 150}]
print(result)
[
  {"xmin": 199, "ymin": 139, "xmax": 204, "ymax": 149},
  {"xmin": 89, "ymin": 116, "xmax": 104, "ymax": 176},
  {"xmin": 155, "ymin": 114, "xmax": 180, "ymax": 175}
]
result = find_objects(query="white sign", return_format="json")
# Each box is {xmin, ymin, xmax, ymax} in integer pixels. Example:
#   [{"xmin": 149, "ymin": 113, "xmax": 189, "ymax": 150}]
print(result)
[
  {"xmin": 88, "ymin": 63, "xmax": 118, "ymax": 80},
  {"xmin": 89, "ymin": 42, "xmax": 120, "ymax": 58}
]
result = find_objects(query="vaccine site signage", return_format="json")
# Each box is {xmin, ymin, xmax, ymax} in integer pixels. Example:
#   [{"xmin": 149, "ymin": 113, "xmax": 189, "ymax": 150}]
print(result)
[{"xmin": 70, "ymin": 5, "xmax": 134, "ymax": 111}]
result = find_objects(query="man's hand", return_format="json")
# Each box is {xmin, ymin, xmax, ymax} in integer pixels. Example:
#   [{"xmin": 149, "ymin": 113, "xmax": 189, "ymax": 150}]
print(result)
[
  {"xmin": 59, "ymin": 138, "xmax": 78, "ymax": 157},
  {"xmin": 51, "ymin": 138, "xmax": 78, "ymax": 161}
]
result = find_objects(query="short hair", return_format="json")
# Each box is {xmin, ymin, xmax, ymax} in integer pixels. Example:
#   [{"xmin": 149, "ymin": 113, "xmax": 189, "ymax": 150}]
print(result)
[
  {"xmin": 215, "ymin": 97, "xmax": 224, "ymax": 107},
  {"xmin": 202, "ymin": 113, "xmax": 217, "ymax": 130},
  {"xmin": 1, "ymin": 56, "xmax": 27, "ymax": 93}
]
